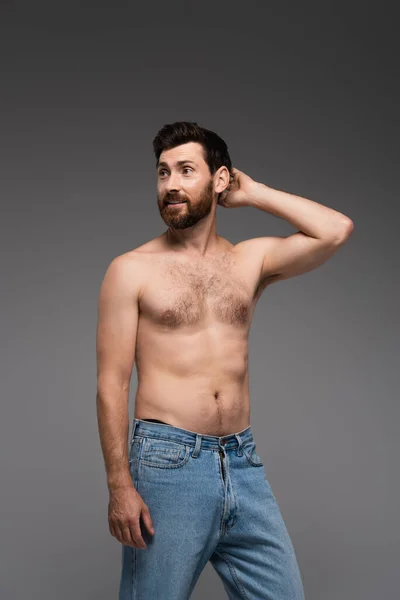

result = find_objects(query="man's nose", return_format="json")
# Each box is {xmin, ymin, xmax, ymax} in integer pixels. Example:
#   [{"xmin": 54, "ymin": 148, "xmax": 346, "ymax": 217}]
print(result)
[{"xmin": 165, "ymin": 172, "xmax": 181, "ymax": 192}]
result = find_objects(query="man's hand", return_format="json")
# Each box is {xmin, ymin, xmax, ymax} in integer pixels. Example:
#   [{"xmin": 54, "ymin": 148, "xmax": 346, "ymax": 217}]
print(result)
[
  {"xmin": 108, "ymin": 486, "xmax": 155, "ymax": 549},
  {"xmin": 217, "ymin": 167, "xmax": 259, "ymax": 208}
]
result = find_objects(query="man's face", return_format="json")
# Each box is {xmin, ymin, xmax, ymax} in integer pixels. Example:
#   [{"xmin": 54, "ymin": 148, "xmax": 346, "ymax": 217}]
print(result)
[{"xmin": 157, "ymin": 142, "xmax": 216, "ymax": 229}]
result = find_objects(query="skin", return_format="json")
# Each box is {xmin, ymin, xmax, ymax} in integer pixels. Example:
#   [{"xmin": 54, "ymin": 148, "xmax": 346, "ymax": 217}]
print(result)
[{"xmin": 96, "ymin": 141, "xmax": 353, "ymax": 549}]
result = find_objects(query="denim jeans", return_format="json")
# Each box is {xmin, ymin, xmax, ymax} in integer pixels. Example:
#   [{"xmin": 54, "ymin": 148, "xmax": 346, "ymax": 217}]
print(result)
[{"xmin": 119, "ymin": 418, "xmax": 305, "ymax": 600}]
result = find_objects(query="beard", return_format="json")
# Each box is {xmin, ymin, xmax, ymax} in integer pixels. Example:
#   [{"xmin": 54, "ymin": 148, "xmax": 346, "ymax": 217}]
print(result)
[{"xmin": 158, "ymin": 178, "xmax": 214, "ymax": 229}]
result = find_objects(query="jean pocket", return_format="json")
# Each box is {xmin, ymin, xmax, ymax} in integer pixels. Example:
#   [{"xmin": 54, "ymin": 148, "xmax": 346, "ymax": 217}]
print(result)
[
  {"xmin": 243, "ymin": 442, "xmax": 264, "ymax": 467},
  {"xmin": 140, "ymin": 437, "xmax": 190, "ymax": 469}
]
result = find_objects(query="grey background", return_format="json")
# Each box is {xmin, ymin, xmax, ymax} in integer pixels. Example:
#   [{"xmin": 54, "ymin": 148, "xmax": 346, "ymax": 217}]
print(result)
[{"xmin": 1, "ymin": 1, "xmax": 398, "ymax": 599}]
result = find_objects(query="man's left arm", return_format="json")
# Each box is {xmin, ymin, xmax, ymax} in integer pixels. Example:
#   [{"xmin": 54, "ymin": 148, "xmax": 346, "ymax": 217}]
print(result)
[{"xmin": 233, "ymin": 178, "xmax": 354, "ymax": 285}]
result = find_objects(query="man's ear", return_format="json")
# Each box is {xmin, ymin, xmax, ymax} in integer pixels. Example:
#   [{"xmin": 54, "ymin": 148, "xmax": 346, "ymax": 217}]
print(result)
[{"xmin": 215, "ymin": 166, "xmax": 231, "ymax": 194}]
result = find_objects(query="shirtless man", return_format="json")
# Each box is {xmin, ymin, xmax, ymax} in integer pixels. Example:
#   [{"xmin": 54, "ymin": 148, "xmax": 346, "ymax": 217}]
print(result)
[{"xmin": 96, "ymin": 121, "xmax": 353, "ymax": 600}]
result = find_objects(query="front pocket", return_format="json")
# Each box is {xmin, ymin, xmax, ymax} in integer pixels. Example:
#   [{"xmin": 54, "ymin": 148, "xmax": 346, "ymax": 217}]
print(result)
[
  {"xmin": 140, "ymin": 437, "xmax": 190, "ymax": 469},
  {"xmin": 243, "ymin": 442, "xmax": 264, "ymax": 467}
]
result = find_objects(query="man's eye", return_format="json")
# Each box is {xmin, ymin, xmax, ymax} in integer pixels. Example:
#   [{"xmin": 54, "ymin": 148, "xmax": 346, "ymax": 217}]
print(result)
[{"xmin": 158, "ymin": 167, "xmax": 193, "ymax": 177}]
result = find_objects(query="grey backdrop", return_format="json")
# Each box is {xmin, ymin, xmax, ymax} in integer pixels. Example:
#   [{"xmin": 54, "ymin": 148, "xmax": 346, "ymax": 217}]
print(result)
[{"xmin": 1, "ymin": 2, "xmax": 398, "ymax": 599}]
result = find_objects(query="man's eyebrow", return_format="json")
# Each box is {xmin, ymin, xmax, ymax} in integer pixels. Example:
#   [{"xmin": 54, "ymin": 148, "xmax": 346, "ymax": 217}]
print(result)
[{"xmin": 157, "ymin": 160, "xmax": 197, "ymax": 169}]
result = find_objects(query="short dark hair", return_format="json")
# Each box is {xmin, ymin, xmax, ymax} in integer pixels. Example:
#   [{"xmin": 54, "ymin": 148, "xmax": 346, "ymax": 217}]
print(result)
[{"xmin": 152, "ymin": 121, "xmax": 233, "ymax": 184}]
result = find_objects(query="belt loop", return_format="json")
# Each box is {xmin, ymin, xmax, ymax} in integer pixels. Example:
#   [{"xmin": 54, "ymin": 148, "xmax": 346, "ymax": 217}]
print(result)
[
  {"xmin": 192, "ymin": 433, "xmax": 202, "ymax": 458},
  {"xmin": 235, "ymin": 433, "xmax": 243, "ymax": 456}
]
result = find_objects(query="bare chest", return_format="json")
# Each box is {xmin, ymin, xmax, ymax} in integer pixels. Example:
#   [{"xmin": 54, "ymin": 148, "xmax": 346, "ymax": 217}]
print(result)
[{"xmin": 139, "ymin": 253, "xmax": 258, "ymax": 329}]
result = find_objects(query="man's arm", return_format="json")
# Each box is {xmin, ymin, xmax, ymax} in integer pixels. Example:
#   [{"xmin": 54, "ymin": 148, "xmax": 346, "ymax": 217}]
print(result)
[
  {"xmin": 96, "ymin": 254, "xmax": 140, "ymax": 491},
  {"xmin": 237, "ymin": 182, "xmax": 354, "ymax": 286},
  {"xmin": 242, "ymin": 231, "xmax": 349, "ymax": 286}
]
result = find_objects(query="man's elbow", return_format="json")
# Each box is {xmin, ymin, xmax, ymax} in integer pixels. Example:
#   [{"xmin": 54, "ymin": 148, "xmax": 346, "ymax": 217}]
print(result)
[
  {"xmin": 332, "ymin": 218, "xmax": 354, "ymax": 245},
  {"xmin": 96, "ymin": 377, "xmax": 131, "ymax": 403}
]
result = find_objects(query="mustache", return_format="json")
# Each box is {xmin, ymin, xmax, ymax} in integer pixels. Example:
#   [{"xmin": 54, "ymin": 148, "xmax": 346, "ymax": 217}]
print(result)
[{"xmin": 164, "ymin": 194, "xmax": 187, "ymax": 203}]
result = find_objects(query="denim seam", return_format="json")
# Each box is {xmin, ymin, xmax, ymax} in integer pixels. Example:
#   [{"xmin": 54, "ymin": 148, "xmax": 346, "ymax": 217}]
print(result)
[
  {"xmin": 218, "ymin": 550, "xmax": 250, "ymax": 600},
  {"xmin": 243, "ymin": 446, "xmax": 263, "ymax": 467},
  {"xmin": 131, "ymin": 463, "xmax": 141, "ymax": 599},
  {"xmin": 135, "ymin": 433, "xmax": 190, "ymax": 446},
  {"xmin": 131, "ymin": 546, "xmax": 136, "ymax": 600},
  {"xmin": 216, "ymin": 451, "xmax": 227, "ymax": 536}
]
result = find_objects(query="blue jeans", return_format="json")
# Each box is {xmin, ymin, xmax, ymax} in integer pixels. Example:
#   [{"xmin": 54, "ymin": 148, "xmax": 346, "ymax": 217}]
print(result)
[{"xmin": 119, "ymin": 418, "xmax": 305, "ymax": 600}]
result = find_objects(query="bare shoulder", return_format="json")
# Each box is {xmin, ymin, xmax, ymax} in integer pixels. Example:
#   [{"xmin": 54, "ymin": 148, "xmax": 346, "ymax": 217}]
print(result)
[
  {"xmin": 233, "ymin": 237, "xmax": 273, "ymax": 270},
  {"xmin": 115, "ymin": 235, "xmax": 162, "ymax": 262},
  {"xmin": 233, "ymin": 237, "xmax": 280, "ymax": 288},
  {"xmin": 104, "ymin": 236, "xmax": 164, "ymax": 295},
  {"xmin": 234, "ymin": 237, "xmax": 277, "ymax": 257}
]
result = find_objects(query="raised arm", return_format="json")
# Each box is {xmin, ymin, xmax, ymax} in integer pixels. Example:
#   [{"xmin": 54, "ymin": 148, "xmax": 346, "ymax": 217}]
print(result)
[
  {"xmin": 96, "ymin": 255, "xmax": 141, "ymax": 491},
  {"xmin": 226, "ymin": 170, "xmax": 353, "ymax": 288},
  {"xmin": 242, "ymin": 230, "xmax": 349, "ymax": 288}
]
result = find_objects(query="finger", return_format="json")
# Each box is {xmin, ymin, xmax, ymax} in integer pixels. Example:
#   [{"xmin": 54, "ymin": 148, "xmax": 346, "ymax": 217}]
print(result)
[
  {"xmin": 141, "ymin": 505, "xmax": 155, "ymax": 535},
  {"xmin": 121, "ymin": 524, "xmax": 137, "ymax": 547},
  {"xmin": 114, "ymin": 524, "xmax": 127, "ymax": 545},
  {"xmin": 109, "ymin": 521, "xmax": 118, "ymax": 539},
  {"xmin": 129, "ymin": 518, "xmax": 146, "ymax": 549}
]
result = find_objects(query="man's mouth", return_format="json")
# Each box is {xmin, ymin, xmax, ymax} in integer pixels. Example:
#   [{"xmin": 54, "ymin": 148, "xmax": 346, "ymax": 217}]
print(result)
[{"xmin": 166, "ymin": 200, "xmax": 187, "ymax": 205}]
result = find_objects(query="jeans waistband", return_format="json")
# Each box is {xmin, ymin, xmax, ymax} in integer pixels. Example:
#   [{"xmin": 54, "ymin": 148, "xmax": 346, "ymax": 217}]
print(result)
[{"xmin": 131, "ymin": 418, "xmax": 254, "ymax": 452}]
